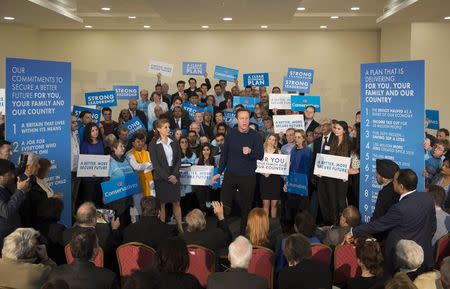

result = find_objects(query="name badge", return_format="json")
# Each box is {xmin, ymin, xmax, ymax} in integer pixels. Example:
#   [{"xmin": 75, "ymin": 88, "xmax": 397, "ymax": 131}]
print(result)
[{"xmin": 324, "ymin": 145, "xmax": 331, "ymax": 151}]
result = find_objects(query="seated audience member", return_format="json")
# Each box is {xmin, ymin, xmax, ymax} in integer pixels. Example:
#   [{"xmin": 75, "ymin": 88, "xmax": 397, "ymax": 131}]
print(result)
[
  {"xmin": 123, "ymin": 196, "xmax": 176, "ymax": 248},
  {"xmin": 344, "ymin": 236, "xmax": 388, "ymax": 289},
  {"xmin": 385, "ymin": 272, "xmax": 419, "ymax": 289},
  {"xmin": 440, "ymin": 257, "xmax": 450, "ymax": 289},
  {"xmin": 246, "ymin": 207, "xmax": 274, "ymax": 249},
  {"xmin": 294, "ymin": 210, "xmax": 321, "ymax": 243},
  {"xmin": 426, "ymin": 185, "xmax": 450, "ymax": 246},
  {"xmin": 35, "ymin": 198, "xmax": 66, "ymax": 265},
  {"xmin": 0, "ymin": 159, "xmax": 29, "ymax": 248},
  {"xmin": 155, "ymin": 237, "xmax": 202, "ymax": 289},
  {"xmin": 49, "ymin": 229, "xmax": 119, "ymax": 289},
  {"xmin": 323, "ymin": 205, "xmax": 361, "ymax": 247},
  {"xmin": 123, "ymin": 268, "xmax": 161, "ymax": 289},
  {"xmin": 396, "ymin": 239, "xmax": 427, "ymax": 282},
  {"xmin": 181, "ymin": 201, "xmax": 232, "ymax": 252},
  {"xmin": 431, "ymin": 157, "xmax": 450, "ymax": 208},
  {"xmin": 0, "ymin": 228, "xmax": 56, "ymax": 289},
  {"xmin": 41, "ymin": 279, "xmax": 70, "ymax": 289},
  {"xmin": 207, "ymin": 236, "xmax": 266, "ymax": 289},
  {"xmin": 277, "ymin": 233, "xmax": 331, "ymax": 289}
]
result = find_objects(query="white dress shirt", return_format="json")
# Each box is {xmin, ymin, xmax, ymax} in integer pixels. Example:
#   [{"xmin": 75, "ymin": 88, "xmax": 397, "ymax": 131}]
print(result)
[{"xmin": 157, "ymin": 138, "xmax": 174, "ymax": 167}]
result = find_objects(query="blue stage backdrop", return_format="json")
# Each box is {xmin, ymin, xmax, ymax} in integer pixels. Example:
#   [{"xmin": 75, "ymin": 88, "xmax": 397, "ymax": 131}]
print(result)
[
  {"xmin": 6, "ymin": 57, "xmax": 72, "ymax": 226},
  {"xmin": 360, "ymin": 60, "xmax": 425, "ymax": 223}
]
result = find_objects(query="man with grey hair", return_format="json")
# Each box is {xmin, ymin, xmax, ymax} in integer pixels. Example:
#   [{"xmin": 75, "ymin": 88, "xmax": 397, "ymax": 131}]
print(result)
[
  {"xmin": 207, "ymin": 236, "xmax": 266, "ymax": 289},
  {"xmin": 18, "ymin": 151, "xmax": 42, "ymax": 227},
  {"xmin": 0, "ymin": 228, "xmax": 56, "ymax": 289},
  {"xmin": 396, "ymin": 239, "xmax": 425, "ymax": 281}
]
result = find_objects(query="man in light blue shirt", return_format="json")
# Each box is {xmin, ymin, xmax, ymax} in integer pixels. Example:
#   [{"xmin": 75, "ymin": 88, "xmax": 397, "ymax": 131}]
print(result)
[{"xmin": 137, "ymin": 89, "xmax": 150, "ymax": 117}]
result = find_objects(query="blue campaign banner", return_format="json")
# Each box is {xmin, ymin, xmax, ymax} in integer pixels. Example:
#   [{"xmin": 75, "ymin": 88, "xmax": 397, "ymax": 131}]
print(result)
[
  {"xmin": 287, "ymin": 68, "xmax": 314, "ymax": 83},
  {"xmin": 85, "ymin": 90, "xmax": 117, "ymax": 107},
  {"xmin": 282, "ymin": 76, "xmax": 311, "ymax": 93},
  {"xmin": 291, "ymin": 95, "xmax": 321, "ymax": 112},
  {"xmin": 72, "ymin": 105, "xmax": 101, "ymax": 124},
  {"xmin": 360, "ymin": 60, "xmax": 425, "ymax": 223},
  {"xmin": 214, "ymin": 65, "xmax": 239, "ymax": 82},
  {"xmin": 286, "ymin": 173, "xmax": 308, "ymax": 196},
  {"xmin": 182, "ymin": 62, "xmax": 207, "ymax": 76},
  {"xmin": 233, "ymin": 96, "xmax": 258, "ymax": 112},
  {"xmin": 6, "ymin": 58, "xmax": 72, "ymax": 226},
  {"xmin": 223, "ymin": 111, "xmax": 235, "ymax": 127},
  {"xmin": 124, "ymin": 116, "xmax": 145, "ymax": 139},
  {"xmin": 204, "ymin": 105, "xmax": 214, "ymax": 115},
  {"xmin": 425, "ymin": 109, "xmax": 439, "ymax": 130},
  {"xmin": 182, "ymin": 102, "xmax": 205, "ymax": 121},
  {"xmin": 113, "ymin": 85, "xmax": 139, "ymax": 99},
  {"xmin": 243, "ymin": 73, "xmax": 269, "ymax": 87},
  {"xmin": 102, "ymin": 173, "xmax": 141, "ymax": 204}
]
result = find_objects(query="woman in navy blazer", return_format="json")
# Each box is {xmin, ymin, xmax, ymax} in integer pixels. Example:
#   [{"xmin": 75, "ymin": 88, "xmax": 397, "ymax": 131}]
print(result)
[{"xmin": 149, "ymin": 118, "xmax": 183, "ymax": 232}]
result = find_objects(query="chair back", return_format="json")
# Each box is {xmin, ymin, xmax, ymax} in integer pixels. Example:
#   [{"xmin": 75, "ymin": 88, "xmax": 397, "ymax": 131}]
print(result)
[
  {"xmin": 333, "ymin": 243, "xmax": 361, "ymax": 284},
  {"xmin": 64, "ymin": 243, "xmax": 104, "ymax": 267},
  {"xmin": 435, "ymin": 233, "xmax": 450, "ymax": 268},
  {"xmin": 248, "ymin": 246, "xmax": 275, "ymax": 289},
  {"xmin": 116, "ymin": 242, "xmax": 156, "ymax": 279},
  {"xmin": 311, "ymin": 243, "xmax": 332, "ymax": 266},
  {"xmin": 186, "ymin": 245, "xmax": 216, "ymax": 288}
]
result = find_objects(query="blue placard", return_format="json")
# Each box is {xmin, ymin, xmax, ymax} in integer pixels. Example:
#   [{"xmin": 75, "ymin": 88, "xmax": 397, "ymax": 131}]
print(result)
[
  {"xmin": 182, "ymin": 102, "xmax": 205, "ymax": 121},
  {"xmin": 286, "ymin": 173, "xmax": 308, "ymax": 196},
  {"xmin": 291, "ymin": 95, "xmax": 321, "ymax": 112},
  {"xmin": 72, "ymin": 105, "xmax": 101, "ymax": 125},
  {"xmin": 6, "ymin": 58, "xmax": 72, "ymax": 227},
  {"xmin": 243, "ymin": 73, "xmax": 269, "ymax": 87},
  {"xmin": 223, "ymin": 111, "xmax": 235, "ymax": 127},
  {"xmin": 124, "ymin": 116, "xmax": 145, "ymax": 139},
  {"xmin": 425, "ymin": 109, "xmax": 439, "ymax": 130},
  {"xmin": 102, "ymin": 173, "xmax": 141, "ymax": 204},
  {"xmin": 182, "ymin": 62, "xmax": 207, "ymax": 76},
  {"xmin": 113, "ymin": 85, "xmax": 139, "ymax": 99},
  {"xmin": 287, "ymin": 68, "xmax": 314, "ymax": 83},
  {"xmin": 282, "ymin": 76, "xmax": 311, "ymax": 93},
  {"xmin": 85, "ymin": 90, "xmax": 117, "ymax": 107},
  {"xmin": 214, "ymin": 65, "xmax": 239, "ymax": 82},
  {"xmin": 204, "ymin": 105, "xmax": 214, "ymax": 115},
  {"xmin": 360, "ymin": 60, "xmax": 425, "ymax": 223},
  {"xmin": 233, "ymin": 96, "xmax": 259, "ymax": 112}
]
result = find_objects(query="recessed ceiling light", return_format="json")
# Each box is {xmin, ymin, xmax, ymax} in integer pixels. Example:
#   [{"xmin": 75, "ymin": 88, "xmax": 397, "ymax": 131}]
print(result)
[
  {"xmin": 143, "ymin": 25, "xmax": 151, "ymax": 29},
  {"xmin": 320, "ymin": 25, "xmax": 328, "ymax": 29},
  {"xmin": 101, "ymin": 7, "xmax": 110, "ymax": 11},
  {"xmin": 297, "ymin": 7, "xmax": 306, "ymax": 11},
  {"xmin": 201, "ymin": 25, "xmax": 209, "ymax": 29},
  {"xmin": 445, "ymin": 16, "xmax": 450, "ymax": 20},
  {"xmin": 351, "ymin": 7, "xmax": 360, "ymax": 11},
  {"xmin": 128, "ymin": 16, "xmax": 136, "ymax": 19},
  {"xmin": 84, "ymin": 25, "xmax": 93, "ymax": 28},
  {"xmin": 223, "ymin": 17, "xmax": 232, "ymax": 21},
  {"xmin": 3, "ymin": 16, "xmax": 15, "ymax": 20},
  {"xmin": 260, "ymin": 25, "xmax": 268, "ymax": 29},
  {"xmin": 330, "ymin": 16, "xmax": 339, "ymax": 19}
]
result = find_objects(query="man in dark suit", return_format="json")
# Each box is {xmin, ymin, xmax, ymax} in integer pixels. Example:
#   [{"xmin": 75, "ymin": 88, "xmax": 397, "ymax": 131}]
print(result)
[
  {"xmin": 168, "ymin": 106, "xmax": 190, "ymax": 131},
  {"xmin": 171, "ymin": 80, "xmax": 186, "ymax": 103},
  {"xmin": 372, "ymin": 159, "xmax": 400, "ymax": 220},
  {"xmin": 123, "ymin": 196, "xmax": 176, "ymax": 248},
  {"xmin": 50, "ymin": 229, "xmax": 119, "ymax": 289},
  {"xmin": 194, "ymin": 111, "xmax": 212, "ymax": 140},
  {"xmin": 344, "ymin": 169, "xmax": 437, "ymax": 274},
  {"xmin": 128, "ymin": 99, "xmax": 148, "ymax": 129},
  {"xmin": 304, "ymin": 105, "xmax": 320, "ymax": 133},
  {"xmin": 184, "ymin": 74, "xmax": 212, "ymax": 98},
  {"xmin": 207, "ymin": 236, "xmax": 266, "ymax": 289}
]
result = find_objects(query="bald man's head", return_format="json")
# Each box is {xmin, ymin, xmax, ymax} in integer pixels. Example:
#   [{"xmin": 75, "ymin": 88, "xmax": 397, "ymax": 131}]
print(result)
[
  {"xmin": 76, "ymin": 202, "xmax": 97, "ymax": 226},
  {"xmin": 340, "ymin": 205, "xmax": 361, "ymax": 227}
]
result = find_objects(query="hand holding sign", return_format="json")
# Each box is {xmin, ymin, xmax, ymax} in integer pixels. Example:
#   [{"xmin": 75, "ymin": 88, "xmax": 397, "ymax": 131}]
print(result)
[
  {"xmin": 211, "ymin": 174, "xmax": 221, "ymax": 185},
  {"xmin": 243, "ymin": 147, "xmax": 252, "ymax": 155}
]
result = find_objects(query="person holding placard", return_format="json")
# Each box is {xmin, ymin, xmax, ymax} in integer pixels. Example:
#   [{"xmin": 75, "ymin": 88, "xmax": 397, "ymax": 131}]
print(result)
[
  {"xmin": 118, "ymin": 109, "xmax": 132, "ymax": 126},
  {"xmin": 149, "ymin": 118, "xmax": 183, "ymax": 232},
  {"xmin": 193, "ymin": 143, "xmax": 216, "ymax": 212},
  {"xmin": 260, "ymin": 133, "xmax": 282, "ymax": 218}
]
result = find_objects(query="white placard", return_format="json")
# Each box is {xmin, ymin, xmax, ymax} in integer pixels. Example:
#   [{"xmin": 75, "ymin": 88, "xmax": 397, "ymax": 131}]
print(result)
[
  {"xmin": 273, "ymin": 114, "xmax": 305, "ymax": 133},
  {"xmin": 256, "ymin": 153, "xmax": 290, "ymax": 176},
  {"xmin": 148, "ymin": 60, "xmax": 174, "ymax": 77},
  {"xmin": 269, "ymin": 93, "xmax": 291, "ymax": 110},
  {"xmin": 313, "ymin": 153, "xmax": 351, "ymax": 181},
  {"xmin": 180, "ymin": 165, "xmax": 214, "ymax": 186},
  {"xmin": 0, "ymin": 88, "xmax": 5, "ymax": 115},
  {"xmin": 77, "ymin": 154, "xmax": 111, "ymax": 177}
]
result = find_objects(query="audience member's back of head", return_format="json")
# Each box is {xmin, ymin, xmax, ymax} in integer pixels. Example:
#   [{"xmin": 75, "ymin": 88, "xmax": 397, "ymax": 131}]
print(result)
[
  {"xmin": 395, "ymin": 169, "xmax": 418, "ymax": 192},
  {"xmin": 396, "ymin": 239, "xmax": 424, "ymax": 271},
  {"xmin": 75, "ymin": 202, "xmax": 96, "ymax": 226},
  {"xmin": 246, "ymin": 208, "xmax": 269, "ymax": 246},
  {"xmin": 283, "ymin": 233, "xmax": 311, "ymax": 266},
  {"xmin": 70, "ymin": 228, "xmax": 98, "ymax": 262},
  {"xmin": 123, "ymin": 268, "xmax": 161, "ymax": 289},
  {"xmin": 426, "ymin": 184, "xmax": 446, "ymax": 207},
  {"xmin": 185, "ymin": 209, "xmax": 206, "ymax": 232},
  {"xmin": 41, "ymin": 279, "xmax": 70, "ymax": 289},
  {"xmin": 156, "ymin": 237, "xmax": 189, "ymax": 273},
  {"xmin": 2, "ymin": 228, "xmax": 39, "ymax": 260},
  {"xmin": 355, "ymin": 236, "xmax": 383, "ymax": 276},
  {"xmin": 341, "ymin": 205, "xmax": 361, "ymax": 227},
  {"xmin": 441, "ymin": 257, "xmax": 450, "ymax": 289},
  {"xmin": 228, "ymin": 236, "xmax": 253, "ymax": 270},
  {"xmin": 37, "ymin": 197, "xmax": 64, "ymax": 222},
  {"xmin": 294, "ymin": 210, "xmax": 317, "ymax": 238},
  {"xmin": 140, "ymin": 196, "xmax": 160, "ymax": 217},
  {"xmin": 385, "ymin": 272, "xmax": 418, "ymax": 289}
]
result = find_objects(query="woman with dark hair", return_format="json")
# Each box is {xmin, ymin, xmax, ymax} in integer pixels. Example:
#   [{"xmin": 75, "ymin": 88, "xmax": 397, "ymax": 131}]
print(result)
[
  {"xmin": 344, "ymin": 236, "xmax": 388, "ymax": 289},
  {"xmin": 193, "ymin": 143, "xmax": 215, "ymax": 212},
  {"xmin": 294, "ymin": 210, "xmax": 320, "ymax": 243},
  {"xmin": 180, "ymin": 136, "xmax": 197, "ymax": 210},
  {"xmin": 348, "ymin": 122, "xmax": 361, "ymax": 207},
  {"xmin": 156, "ymin": 237, "xmax": 201, "ymax": 289},
  {"xmin": 278, "ymin": 233, "xmax": 331, "ymax": 289},
  {"xmin": 80, "ymin": 122, "xmax": 104, "ymax": 155},
  {"xmin": 149, "ymin": 118, "xmax": 183, "ymax": 232}
]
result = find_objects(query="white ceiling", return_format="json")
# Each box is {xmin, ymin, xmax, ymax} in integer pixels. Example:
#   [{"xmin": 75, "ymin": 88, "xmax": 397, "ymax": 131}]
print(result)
[{"xmin": 0, "ymin": 0, "xmax": 449, "ymax": 30}]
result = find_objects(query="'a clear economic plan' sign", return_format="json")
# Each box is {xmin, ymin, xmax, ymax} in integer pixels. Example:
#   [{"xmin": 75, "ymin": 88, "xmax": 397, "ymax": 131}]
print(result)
[
  {"xmin": 243, "ymin": 73, "xmax": 269, "ymax": 87},
  {"xmin": 182, "ymin": 62, "xmax": 207, "ymax": 76}
]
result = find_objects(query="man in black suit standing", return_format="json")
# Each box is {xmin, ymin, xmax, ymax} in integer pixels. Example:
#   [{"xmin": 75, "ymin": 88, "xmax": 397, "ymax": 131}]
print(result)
[
  {"xmin": 168, "ymin": 106, "xmax": 190, "ymax": 131},
  {"xmin": 123, "ymin": 196, "xmax": 176, "ymax": 249},
  {"xmin": 304, "ymin": 105, "xmax": 320, "ymax": 133},
  {"xmin": 372, "ymin": 159, "xmax": 400, "ymax": 220},
  {"xmin": 344, "ymin": 169, "xmax": 436, "ymax": 274},
  {"xmin": 50, "ymin": 229, "xmax": 119, "ymax": 289},
  {"xmin": 207, "ymin": 236, "xmax": 266, "ymax": 289},
  {"xmin": 128, "ymin": 99, "xmax": 148, "ymax": 129}
]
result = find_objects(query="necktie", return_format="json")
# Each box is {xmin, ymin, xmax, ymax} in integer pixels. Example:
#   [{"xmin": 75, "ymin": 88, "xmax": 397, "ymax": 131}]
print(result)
[{"xmin": 321, "ymin": 136, "xmax": 328, "ymax": 153}]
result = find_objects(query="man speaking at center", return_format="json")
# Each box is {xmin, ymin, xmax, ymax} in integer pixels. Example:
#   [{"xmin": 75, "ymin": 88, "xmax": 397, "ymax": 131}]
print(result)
[{"xmin": 212, "ymin": 108, "xmax": 264, "ymax": 234}]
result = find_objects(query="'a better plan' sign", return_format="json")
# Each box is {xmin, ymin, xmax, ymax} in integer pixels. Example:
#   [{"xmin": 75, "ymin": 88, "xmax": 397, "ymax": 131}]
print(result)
[
  {"xmin": 313, "ymin": 153, "xmax": 351, "ymax": 181},
  {"xmin": 77, "ymin": 154, "xmax": 110, "ymax": 177},
  {"xmin": 180, "ymin": 165, "xmax": 215, "ymax": 186},
  {"xmin": 273, "ymin": 114, "xmax": 305, "ymax": 133},
  {"xmin": 256, "ymin": 153, "xmax": 290, "ymax": 175}
]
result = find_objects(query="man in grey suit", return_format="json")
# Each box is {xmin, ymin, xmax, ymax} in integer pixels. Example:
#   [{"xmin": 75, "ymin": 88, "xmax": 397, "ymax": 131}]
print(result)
[{"xmin": 207, "ymin": 236, "xmax": 266, "ymax": 289}]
